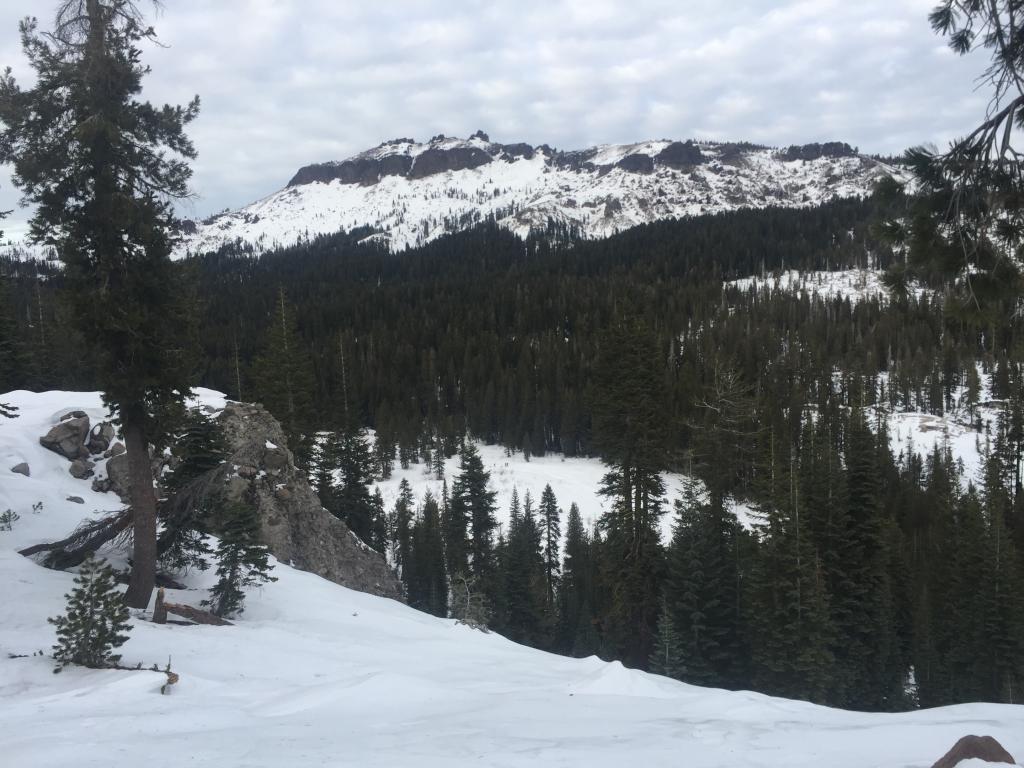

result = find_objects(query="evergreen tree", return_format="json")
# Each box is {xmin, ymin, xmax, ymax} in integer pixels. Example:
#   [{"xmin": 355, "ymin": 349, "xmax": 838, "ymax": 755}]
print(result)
[
  {"xmin": 204, "ymin": 500, "xmax": 276, "ymax": 618},
  {"xmin": 501, "ymin": 487, "xmax": 548, "ymax": 646},
  {"xmin": 0, "ymin": 276, "xmax": 28, "ymax": 396},
  {"xmin": 539, "ymin": 484, "xmax": 561, "ymax": 611},
  {"xmin": 319, "ymin": 427, "xmax": 377, "ymax": 544},
  {"xmin": 649, "ymin": 598, "xmax": 685, "ymax": 678},
  {"xmin": 837, "ymin": 409, "xmax": 904, "ymax": 710},
  {"xmin": 449, "ymin": 442, "xmax": 498, "ymax": 591},
  {"xmin": 557, "ymin": 502, "xmax": 592, "ymax": 653},
  {"xmin": 49, "ymin": 554, "xmax": 131, "ymax": 669},
  {"xmin": 250, "ymin": 287, "xmax": 316, "ymax": 459},
  {"xmin": 370, "ymin": 488, "xmax": 388, "ymax": 554},
  {"xmin": 0, "ymin": 0, "xmax": 201, "ymax": 608},
  {"xmin": 392, "ymin": 478, "xmax": 415, "ymax": 574},
  {"xmin": 158, "ymin": 409, "xmax": 227, "ymax": 572},
  {"xmin": 745, "ymin": 429, "xmax": 834, "ymax": 702},
  {"xmin": 591, "ymin": 323, "xmax": 669, "ymax": 667},
  {"xmin": 665, "ymin": 482, "xmax": 746, "ymax": 688},
  {"xmin": 407, "ymin": 490, "xmax": 448, "ymax": 616}
]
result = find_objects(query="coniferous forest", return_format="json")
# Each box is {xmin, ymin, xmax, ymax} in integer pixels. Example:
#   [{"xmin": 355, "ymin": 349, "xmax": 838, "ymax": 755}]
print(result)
[{"xmin": 3, "ymin": 189, "xmax": 1024, "ymax": 711}]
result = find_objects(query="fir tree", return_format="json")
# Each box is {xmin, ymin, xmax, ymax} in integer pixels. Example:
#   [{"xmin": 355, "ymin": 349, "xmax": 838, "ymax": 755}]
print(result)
[
  {"xmin": 0, "ymin": 0, "xmax": 201, "ymax": 608},
  {"xmin": 158, "ymin": 409, "xmax": 227, "ymax": 572},
  {"xmin": 649, "ymin": 598, "xmax": 685, "ymax": 679},
  {"xmin": 406, "ymin": 490, "xmax": 448, "ymax": 616},
  {"xmin": 539, "ymin": 484, "xmax": 561, "ymax": 611},
  {"xmin": 392, "ymin": 478, "xmax": 415, "ymax": 574},
  {"xmin": 448, "ymin": 442, "xmax": 498, "ymax": 590},
  {"xmin": 49, "ymin": 554, "xmax": 131, "ymax": 669},
  {"xmin": 370, "ymin": 488, "xmax": 388, "ymax": 554},
  {"xmin": 501, "ymin": 487, "xmax": 549, "ymax": 646},
  {"xmin": 591, "ymin": 322, "xmax": 669, "ymax": 667},
  {"xmin": 250, "ymin": 287, "xmax": 316, "ymax": 459},
  {"xmin": 204, "ymin": 500, "xmax": 276, "ymax": 618}
]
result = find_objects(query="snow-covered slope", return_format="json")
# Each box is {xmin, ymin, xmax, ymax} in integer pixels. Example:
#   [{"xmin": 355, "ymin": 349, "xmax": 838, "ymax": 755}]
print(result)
[
  {"xmin": 174, "ymin": 134, "xmax": 905, "ymax": 257},
  {"xmin": 2, "ymin": 390, "xmax": 1023, "ymax": 768}
]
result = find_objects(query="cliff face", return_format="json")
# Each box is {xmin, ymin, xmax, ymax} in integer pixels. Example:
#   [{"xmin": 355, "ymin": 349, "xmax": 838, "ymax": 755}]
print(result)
[{"xmin": 217, "ymin": 402, "xmax": 403, "ymax": 602}]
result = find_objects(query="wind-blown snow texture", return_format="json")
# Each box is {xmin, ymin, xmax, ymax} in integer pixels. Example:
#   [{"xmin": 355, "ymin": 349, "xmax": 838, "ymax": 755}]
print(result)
[
  {"xmin": 2, "ymin": 389, "xmax": 1022, "ymax": 768},
  {"xmin": 174, "ymin": 134, "xmax": 904, "ymax": 257}
]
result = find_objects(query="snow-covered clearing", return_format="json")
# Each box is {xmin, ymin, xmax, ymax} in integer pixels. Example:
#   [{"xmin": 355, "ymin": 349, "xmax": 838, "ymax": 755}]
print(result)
[
  {"xmin": 370, "ymin": 442, "xmax": 756, "ymax": 545},
  {"xmin": 2, "ymin": 390, "xmax": 1022, "ymax": 768}
]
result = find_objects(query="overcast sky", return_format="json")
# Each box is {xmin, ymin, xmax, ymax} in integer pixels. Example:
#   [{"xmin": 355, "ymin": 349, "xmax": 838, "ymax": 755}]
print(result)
[{"xmin": 0, "ymin": 0, "xmax": 993, "ymax": 235}]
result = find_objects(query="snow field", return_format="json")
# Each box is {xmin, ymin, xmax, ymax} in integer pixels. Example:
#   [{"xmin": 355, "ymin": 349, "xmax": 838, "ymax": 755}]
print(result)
[{"xmin": 1, "ymin": 389, "xmax": 1022, "ymax": 767}]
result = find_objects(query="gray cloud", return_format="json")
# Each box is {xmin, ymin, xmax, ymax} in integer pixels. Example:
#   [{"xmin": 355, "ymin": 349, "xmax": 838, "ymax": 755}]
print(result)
[{"xmin": 0, "ymin": 0, "xmax": 994, "ymax": 233}]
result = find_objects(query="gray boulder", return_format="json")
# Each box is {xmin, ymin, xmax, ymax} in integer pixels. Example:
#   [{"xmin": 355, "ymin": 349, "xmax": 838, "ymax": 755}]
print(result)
[
  {"xmin": 40, "ymin": 416, "xmax": 90, "ymax": 460},
  {"xmin": 217, "ymin": 402, "xmax": 402, "ymax": 601},
  {"xmin": 60, "ymin": 410, "xmax": 87, "ymax": 422},
  {"xmin": 104, "ymin": 442, "xmax": 126, "ymax": 459},
  {"xmin": 10, "ymin": 463, "xmax": 29, "ymax": 477},
  {"xmin": 66, "ymin": 496, "xmax": 85, "ymax": 504},
  {"xmin": 931, "ymin": 735, "xmax": 1016, "ymax": 768},
  {"xmin": 69, "ymin": 458, "xmax": 95, "ymax": 479},
  {"xmin": 100, "ymin": 452, "xmax": 130, "ymax": 500},
  {"xmin": 87, "ymin": 422, "xmax": 116, "ymax": 455}
]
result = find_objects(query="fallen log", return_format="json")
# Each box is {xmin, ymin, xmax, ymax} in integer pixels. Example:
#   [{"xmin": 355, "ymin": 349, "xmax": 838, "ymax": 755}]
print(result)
[
  {"xmin": 18, "ymin": 510, "xmax": 132, "ymax": 570},
  {"xmin": 162, "ymin": 599, "xmax": 233, "ymax": 626}
]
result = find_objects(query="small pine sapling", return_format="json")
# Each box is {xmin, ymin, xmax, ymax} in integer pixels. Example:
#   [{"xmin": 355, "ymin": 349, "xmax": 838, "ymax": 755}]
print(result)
[
  {"xmin": 49, "ymin": 554, "xmax": 131, "ymax": 670},
  {"xmin": 204, "ymin": 500, "xmax": 276, "ymax": 618},
  {"xmin": 0, "ymin": 508, "xmax": 20, "ymax": 531}
]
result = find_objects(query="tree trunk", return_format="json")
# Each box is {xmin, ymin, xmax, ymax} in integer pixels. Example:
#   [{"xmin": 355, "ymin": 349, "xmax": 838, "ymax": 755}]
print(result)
[
  {"xmin": 152, "ymin": 587, "xmax": 168, "ymax": 624},
  {"xmin": 122, "ymin": 413, "xmax": 158, "ymax": 609}
]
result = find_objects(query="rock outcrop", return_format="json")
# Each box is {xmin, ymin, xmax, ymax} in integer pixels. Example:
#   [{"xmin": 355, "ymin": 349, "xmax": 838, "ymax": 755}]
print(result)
[
  {"xmin": 40, "ymin": 415, "xmax": 90, "ymax": 460},
  {"xmin": 92, "ymin": 452, "xmax": 130, "ymax": 499},
  {"xmin": 931, "ymin": 735, "xmax": 1016, "ymax": 768},
  {"xmin": 217, "ymin": 402, "xmax": 403, "ymax": 601}
]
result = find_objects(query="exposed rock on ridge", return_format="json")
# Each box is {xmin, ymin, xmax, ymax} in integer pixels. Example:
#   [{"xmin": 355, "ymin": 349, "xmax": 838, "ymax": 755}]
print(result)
[{"xmin": 217, "ymin": 402, "xmax": 403, "ymax": 601}]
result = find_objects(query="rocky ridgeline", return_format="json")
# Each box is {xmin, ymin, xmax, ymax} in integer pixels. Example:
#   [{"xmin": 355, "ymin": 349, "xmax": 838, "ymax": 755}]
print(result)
[
  {"xmin": 284, "ymin": 133, "xmax": 857, "ymax": 189},
  {"xmin": 174, "ymin": 131, "xmax": 895, "ymax": 257},
  {"xmin": 27, "ymin": 402, "xmax": 402, "ymax": 601}
]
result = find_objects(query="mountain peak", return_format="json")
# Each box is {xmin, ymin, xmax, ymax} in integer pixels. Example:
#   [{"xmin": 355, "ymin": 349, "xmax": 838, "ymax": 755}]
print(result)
[{"xmin": 177, "ymin": 134, "xmax": 900, "ymax": 258}]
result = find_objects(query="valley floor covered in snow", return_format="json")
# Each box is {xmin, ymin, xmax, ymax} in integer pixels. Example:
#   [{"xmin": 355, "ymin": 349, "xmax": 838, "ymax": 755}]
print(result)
[{"xmin": 1, "ymin": 390, "xmax": 1022, "ymax": 768}]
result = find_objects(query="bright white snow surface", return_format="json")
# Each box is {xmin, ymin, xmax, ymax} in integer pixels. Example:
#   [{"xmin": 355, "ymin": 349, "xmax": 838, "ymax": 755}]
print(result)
[{"xmin": 2, "ymin": 390, "xmax": 1023, "ymax": 768}]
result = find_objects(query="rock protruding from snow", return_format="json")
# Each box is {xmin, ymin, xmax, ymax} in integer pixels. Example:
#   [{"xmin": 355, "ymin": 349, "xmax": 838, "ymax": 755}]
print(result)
[
  {"xmin": 87, "ymin": 422, "xmax": 115, "ymax": 455},
  {"xmin": 930, "ymin": 735, "xmax": 1016, "ymax": 768},
  {"xmin": 68, "ymin": 458, "xmax": 95, "ymax": 479},
  {"xmin": 92, "ymin": 452, "xmax": 130, "ymax": 500},
  {"xmin": 217, "ymin": 402, "xmax": 403, "ymax": 601},
  {"xmin": 10, "ymin": 462, "xmax": 29, "ymax": 477},
  {"xmin": 39, "ymin": 416, "xmax": 90, "ymax": 460}
]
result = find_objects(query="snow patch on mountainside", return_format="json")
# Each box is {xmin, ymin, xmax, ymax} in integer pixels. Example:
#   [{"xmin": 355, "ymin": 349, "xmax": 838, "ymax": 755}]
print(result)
[
  {"xmin": 173, "ymin": 135, "xmax": 905, "ymax": 258},
  {"xmin": 726, "ymin": 268, "xmax": 932, "ymax": 304},
  {"xmin": 2, "ymin": 389, "xmax": 1023, "ymax": 768}
]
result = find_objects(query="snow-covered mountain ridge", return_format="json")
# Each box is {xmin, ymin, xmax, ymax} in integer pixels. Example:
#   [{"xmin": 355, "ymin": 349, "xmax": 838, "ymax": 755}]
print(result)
[{"xmin": 174, "ymin": 132, "xmax": 906, "ymax": 257}]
